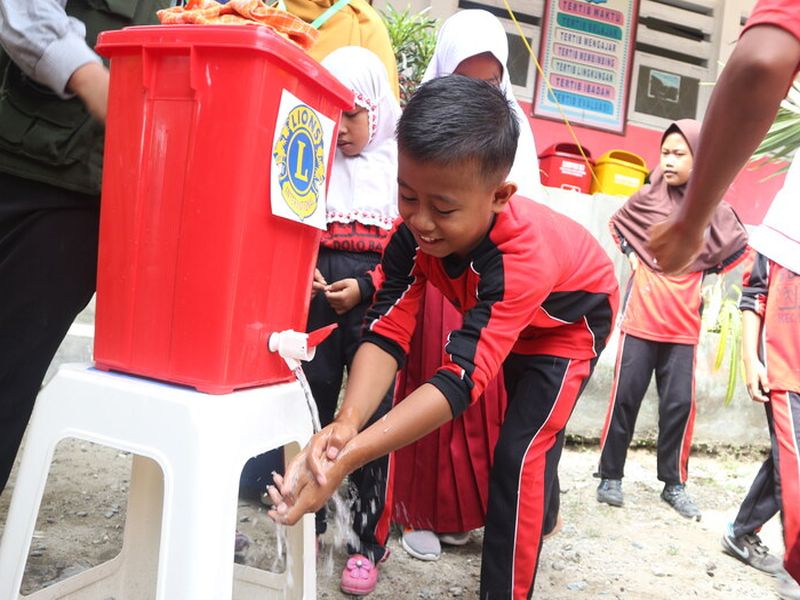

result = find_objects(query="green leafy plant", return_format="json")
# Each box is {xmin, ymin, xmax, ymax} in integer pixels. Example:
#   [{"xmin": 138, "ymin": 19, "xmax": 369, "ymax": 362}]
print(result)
[
  {"xmin": 380, "ymin": 4, "xmax": 438, "ymax": 106},
  {"xmin": 702, "ymin": 276, "xmax": 743, "ymax": 405},
  {"xmin": 751, "ymin": 79, "xmax": 800, "ymax": 174}
]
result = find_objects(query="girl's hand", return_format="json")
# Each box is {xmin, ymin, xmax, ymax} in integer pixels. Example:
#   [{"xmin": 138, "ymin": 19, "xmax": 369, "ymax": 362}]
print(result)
[
  {"xmin": 311, "ymin": 268, "xmax": 327, "ymax": 298},
  {"xmin": 628, "ymin": 252, "xmax": 639, "ymax": 272},
  {"xmin": 743, "ymin": 356, "xmax": 770, "ymax": 403},
  {"xmin": 325, "ymin": 278, "xmax": 361, "ymax": 315}
]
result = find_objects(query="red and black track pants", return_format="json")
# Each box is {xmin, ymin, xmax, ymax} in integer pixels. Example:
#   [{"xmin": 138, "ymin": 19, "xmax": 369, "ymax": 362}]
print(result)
[
  {"xmin": 480, "ymin": 354, "xmax": 595, "ymax": 599},
  {"xmin": 598, "ymin": 333, "xmax": 696, "ymax": 484},
  {"xmin": 772, "ymin": 390, "xmax": 800, "ymax": 582}
]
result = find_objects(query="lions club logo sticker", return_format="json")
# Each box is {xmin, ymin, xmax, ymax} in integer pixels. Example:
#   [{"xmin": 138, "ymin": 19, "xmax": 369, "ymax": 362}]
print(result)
[
  {"xmin": 270, "ymin": 91, "xmax": 335, "ymax": 230},
  {"xmin": 273, "ymin": 104, "xmax": 325, "ymax": 220}
]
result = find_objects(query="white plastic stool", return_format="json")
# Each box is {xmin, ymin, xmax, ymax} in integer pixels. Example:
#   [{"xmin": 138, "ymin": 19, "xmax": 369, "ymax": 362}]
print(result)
[{"xmin": 0, "ymin": 363, "xmax": 316, "ymax": 600}]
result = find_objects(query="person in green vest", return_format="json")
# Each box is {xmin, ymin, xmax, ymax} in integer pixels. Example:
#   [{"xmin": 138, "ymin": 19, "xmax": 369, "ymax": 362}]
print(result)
[{"xmin": 0, "ymin": 0, "xmax": 171, "ymax": 496}]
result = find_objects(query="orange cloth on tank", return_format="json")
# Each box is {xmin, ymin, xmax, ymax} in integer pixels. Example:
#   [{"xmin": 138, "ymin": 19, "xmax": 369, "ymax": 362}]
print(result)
[{"xmin": 157, "ymin": 0, "xmax": 318, "ymax": 50}]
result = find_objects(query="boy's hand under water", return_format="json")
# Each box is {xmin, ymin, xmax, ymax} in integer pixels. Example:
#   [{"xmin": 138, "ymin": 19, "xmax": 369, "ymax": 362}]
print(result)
[{"xmin": 267, "ymin": 419, "xmax": 358, "ymax": 525}]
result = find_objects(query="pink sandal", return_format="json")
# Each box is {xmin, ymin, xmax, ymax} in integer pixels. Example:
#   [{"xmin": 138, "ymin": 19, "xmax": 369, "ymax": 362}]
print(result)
[{"xmin": 340, "ymin": 553, "xmax": 380, "ymax": 595}]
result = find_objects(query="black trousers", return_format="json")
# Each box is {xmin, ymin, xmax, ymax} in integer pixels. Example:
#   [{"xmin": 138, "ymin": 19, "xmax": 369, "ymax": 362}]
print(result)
[
  {"xmin": 732, "ymin": 403, "xmax": 781, "ymax": 538},
  {"xmin": 0, "ymin": 173, "xmax": 99, "ymax": 494},
  {"xmin": 481, "ymin": 354, "xmax": 595, "ymax": 599},
  {"xmin": 304, "ymin": 247, "xmax": 393, "ymax": 563},
  {"xmin": 598, "ymin": 333, "xmax": 696, "ymax": 484}
]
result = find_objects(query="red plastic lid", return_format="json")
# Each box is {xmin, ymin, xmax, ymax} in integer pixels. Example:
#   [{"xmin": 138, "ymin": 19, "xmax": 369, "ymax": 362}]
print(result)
[
  {"xmin": 96, "ymin": 25, "xmax": 353, "ymax": 109},
  {"xmin": 538, "ymin": 143, "xmax": 593, "ymax": 161}
]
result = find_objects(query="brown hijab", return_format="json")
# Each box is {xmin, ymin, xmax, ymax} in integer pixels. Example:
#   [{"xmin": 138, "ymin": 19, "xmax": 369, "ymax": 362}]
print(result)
[{"xmin": 610, "ymin": 119, "xmax": 748, "ymax": 273}]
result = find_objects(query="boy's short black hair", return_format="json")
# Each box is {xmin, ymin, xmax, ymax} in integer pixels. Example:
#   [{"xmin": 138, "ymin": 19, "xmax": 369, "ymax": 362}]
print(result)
[{"xmin": 396, "ymin": 74, "xmax": 519, "ymax": 184}]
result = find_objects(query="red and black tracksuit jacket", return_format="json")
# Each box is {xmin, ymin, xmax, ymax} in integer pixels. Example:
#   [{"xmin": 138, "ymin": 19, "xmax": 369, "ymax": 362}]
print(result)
[
  {"xmin": 739, "ymin": 250, "xmax": 800, "ymax": 582},
  {"xmin": 363, "ymin": 196, "xmax": 619, "ymax": 598}
]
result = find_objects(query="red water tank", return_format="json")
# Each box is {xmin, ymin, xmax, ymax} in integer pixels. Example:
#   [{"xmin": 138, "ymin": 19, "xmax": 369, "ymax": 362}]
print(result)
[
  {"xmin": 538, "ymin": 143, "xmax": 594, "ymax": 193},
  {"xmin": 93, "ymin": 25, "xmax": 353, "ymax": 393}
]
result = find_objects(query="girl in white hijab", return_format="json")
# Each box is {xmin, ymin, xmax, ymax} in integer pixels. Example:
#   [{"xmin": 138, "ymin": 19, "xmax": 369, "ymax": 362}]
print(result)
[
  {"xmin": 306, "ymin": 46, "xmax": 401, "ymax": 596},
  {"xmin": 394, "ymin": 10, "xmax": 551, "ymax": 563},
  {"xmin": 748, "ymin": 152, "xmax": 800, "ymax": 275},
  {"xmin": 324, "ymin": 46, "xmax": 402, "ymax": 231},
  {"xmin": 421, "ymin": 9, "xmax": 543, "ymax": 200}
]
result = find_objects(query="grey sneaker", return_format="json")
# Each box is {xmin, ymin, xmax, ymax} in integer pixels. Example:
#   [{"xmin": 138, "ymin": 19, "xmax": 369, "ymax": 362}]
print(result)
[
  {"xmin": 721, "ymin": 524, "xmax": 783, "ymax": 574},
  {"xmin": 661, "ymin": 483, "xmax": 701, "ymax": 520},
  {"xmin": 438, "ymin": 531, "xmax": 470, "ymax": 546},
  {"xmin": 401, "ymin": 529, "xmax": 441, "ymax": 561},
  {"xmin": 777, "ymin": 573, "xmax": 800, "ymax": 600},
  {"xmin": 597, "ymin": 478, "xmax": 623, "ymax": 507}
]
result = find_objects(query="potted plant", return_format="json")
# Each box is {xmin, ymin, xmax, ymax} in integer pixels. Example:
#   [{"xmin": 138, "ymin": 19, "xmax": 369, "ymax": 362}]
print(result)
[
  {"xmin": 380, "ymin": 4, "xmax": 438, "ymax": 106},
  {"xmin": 701, "ymin": 276, "xmax": 743, "ymax": 406},
  {"xmin": 751, "ymin": 80, "xmax": 800, "ymax": 171}
]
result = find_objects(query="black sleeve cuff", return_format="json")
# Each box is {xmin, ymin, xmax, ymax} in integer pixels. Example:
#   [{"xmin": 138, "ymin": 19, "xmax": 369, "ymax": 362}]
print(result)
[
  {"xmin": 613, "ymin": 226, "xmax": 633, "ymax": 255},
  {"xmin": 429, "ymin": 370, "xmax": 471, "ymax": 418},
  {"xmin": 361, "ymin": 332, "xmax": 406, "ymax": 370},
  {"xmin": 707, "ymin": 245, "xmax": 747, "ymax": 275},
  {"xmin": 739, "ymin": 290, "xmax": 759, "ymax": 312},
  {"xmin": 356, "ymin": 273, "xmax": 376, "ymax": 303}
]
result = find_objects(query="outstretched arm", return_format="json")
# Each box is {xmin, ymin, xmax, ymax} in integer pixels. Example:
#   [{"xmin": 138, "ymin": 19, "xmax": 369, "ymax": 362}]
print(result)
[
  {"xmin": 649, "ymin": 25, "xmax": 800, "ymax": 273},
  {"xmin": 269, "ymin": 343, "xmax": 452, "ymax": 524}
]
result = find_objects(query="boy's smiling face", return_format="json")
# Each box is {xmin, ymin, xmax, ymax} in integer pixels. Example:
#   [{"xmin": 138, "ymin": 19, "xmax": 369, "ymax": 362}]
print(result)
[{"xmin": 397, "ymin": 150, "xmax": 516, "ymax": 259}]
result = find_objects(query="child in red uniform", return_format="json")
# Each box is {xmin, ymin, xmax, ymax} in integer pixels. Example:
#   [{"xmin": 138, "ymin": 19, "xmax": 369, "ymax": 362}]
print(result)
[
  {"xmin": 724, "ymin": 159, "xmax": 800, "ymax": 595},
  {"xmin": 649, "ymin": 0, "xmax": 800, "ymax": 273},
  {"xmin": 303, "ymin": 46, "xmax": 401, "ymax": 596},
  {"xmin": 596, "ymin": 120, "xmax": 748, "ymax": 519},
  {"xmin": 269, "ymin": 75, "xmax": 619, "ymax": 599}
]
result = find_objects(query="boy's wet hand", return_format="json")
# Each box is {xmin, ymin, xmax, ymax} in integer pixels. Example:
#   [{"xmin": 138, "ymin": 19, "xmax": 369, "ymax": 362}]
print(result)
[
  {"xmin": 324, "ymin": 420, "xmax": 358, "ymax": 460},
  {"xmin": 267, "ymin": 448, "xmax": 346, "ymax": 526},
  {"xmin": 306, "ymin": 421, "xmax": 358, "ymax": 485},
  {"xmin": 265, "ymin": 482, "xmax": 287, "ymax": 514}
]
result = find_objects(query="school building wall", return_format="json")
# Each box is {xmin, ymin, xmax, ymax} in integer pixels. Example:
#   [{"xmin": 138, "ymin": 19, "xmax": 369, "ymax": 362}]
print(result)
[
  {"xmin": 368, "ymin": 0, "xmax": 776, "ymax": 446},
  {"xmin": 376, "ymin": 0, "xmax": 786, "ymax": 225}
]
